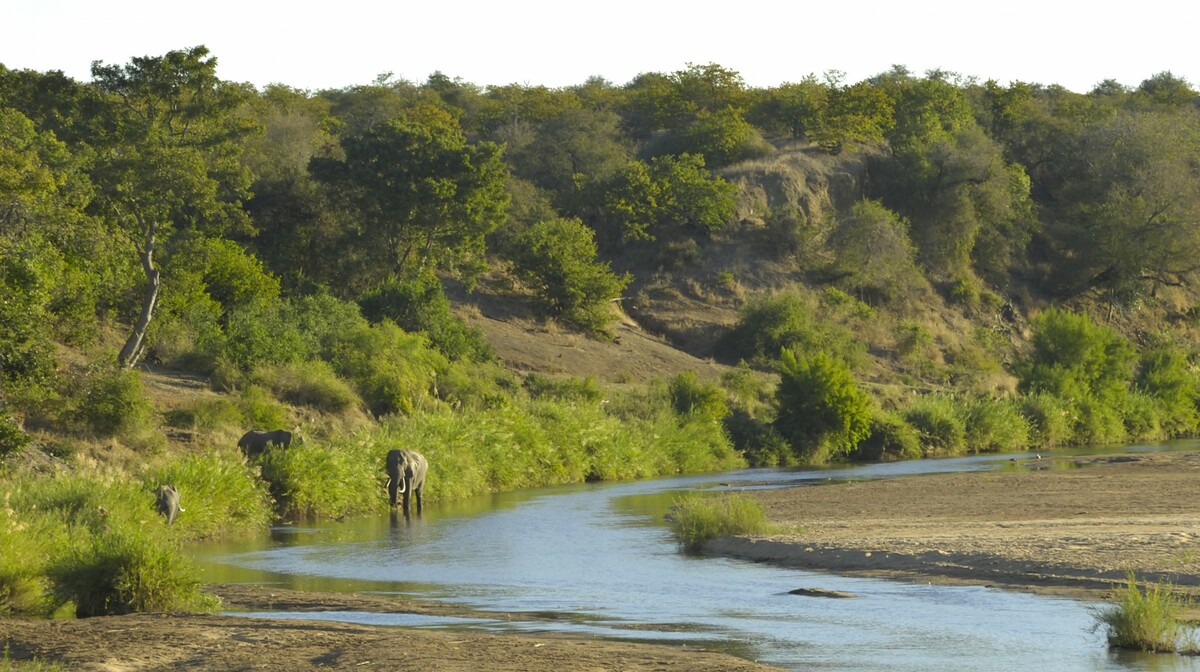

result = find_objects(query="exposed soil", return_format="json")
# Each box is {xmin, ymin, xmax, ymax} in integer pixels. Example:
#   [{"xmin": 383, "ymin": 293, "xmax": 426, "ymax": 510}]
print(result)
[
  {"xmin": 710, "ymin": 450, "xmax": 1200, "ymax": 605},
  {"xmin": 0, "ymin": 585, "xmax": 780, "ymax": 671}
]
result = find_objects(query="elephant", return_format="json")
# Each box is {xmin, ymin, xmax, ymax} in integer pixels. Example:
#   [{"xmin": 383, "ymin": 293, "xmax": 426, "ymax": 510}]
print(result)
[
  {"xmin": 386, "ymin": 449, "xmax": 428, "ymax": 515},
  {"xmin": 155, "ymin": 484, "xmax": 184, "ymax": 525},
  {"xmin": 238, "ymin": 429, "xmax": 302, "ymax": 459}
]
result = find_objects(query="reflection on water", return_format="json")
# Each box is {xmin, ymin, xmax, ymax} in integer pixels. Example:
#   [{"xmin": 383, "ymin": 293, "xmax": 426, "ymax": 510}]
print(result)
[{"xmin": 193, "ymin": 440, "xmax": 1200, "ymax": 672}]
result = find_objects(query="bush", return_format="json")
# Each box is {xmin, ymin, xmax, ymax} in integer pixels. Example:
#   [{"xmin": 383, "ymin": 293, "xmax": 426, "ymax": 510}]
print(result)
[
  {"xmin": 46, "ymin": 522, "xmax": 217, "ymax": 617},
  {"xmin": 508, "ymin": 217, "xmax": 631, "ymax": 336},
  {"xmin": 236, "ymin": 385, "xmax": 288, "ymax": 429},
  {"xmin": 852, "ymin": 411, "xmax": 922, "ymax": 461},
  {"xmin": 721, "ymin": 291, "xmax": 865, "ymax": 367},
  {"xmin": 329, "ymin": 321, "xmax": 446, "ymax": 416},
  {"xmin": 666, "ymin": 493, "xmax": 770, "ymax": 553},
  {"xmin": 257, "ymin": 435, "xmax": 379, "ymax": 519},
  {"xmin": 1018, "ymin": 392, "xmax": 1074, "ymax": 448},
  {"xmin": 1017, "ymin": 308, "xmax": 1136, "ymax": 404},
  {"xmin": 253, "ymin": 361, "xmax": 360, "ymax": 414},
  {"xmin": 1091, "ymin": 573, "xmax": 1195, "ymax": 653},
  {"xmin": 902, "ymin": 395, "xmax": 967, "ymax": 456},
  {"xmin": 0, "ymin": 415, "xmax": 31, "ymax": 460},
  {"xmin": 359, "ymin": 272, "xmax": 493, "ymax": 362},
  {"xmin": 145, "ymin": 452, "xmax": 273, "ymax": 540},
  {"xmin": 75, "ymin": 365, "xmax": 155, "ymax": 438},
  {"xmin": 523, "ymin": 373, "xmax": 604, "ymax": 403},
  {"xmin": 725, "ymin": 407, "xmax": 792, "ymax": 467},
  {"xmin": 668, "ymin": 371, "xmax": 729, "ymax": 422},
  {"xmin": 964, "ymin": 397, "xmax": 1030, "ymax": 453},
  {"xmin": 774, "ymin": 349, "xmax": 872, "ymax": 462}
]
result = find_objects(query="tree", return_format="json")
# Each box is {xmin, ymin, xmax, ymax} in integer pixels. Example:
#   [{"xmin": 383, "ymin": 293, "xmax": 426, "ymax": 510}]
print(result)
[
  {"xmin": 1050, "ymin": 110, "xmax": 1200, "ymax": 300},
  {"xmin": 750, "ymin": 77, "xmax": 829, "ymax": 141},
  {"xmin": 827, "ymin": 200, "xmax": 928, "ymax": 305},
  {"xmin": 508, "ymin": 217, "xmax": 630, "ymax": 335},
  {"xmin": 601, "ymin": 154, "xmax": 736, "ymax": 243},
  {"xmin": 311, "ymin": 105, "xmax": 510, "ymax": 286},
  {"xmin": 774, "ymin": 348, "xmax": 872, "ymax": 461},
  {"xmin": 88, "ymin": 45, "xmax": 256, "ymax": 368}
]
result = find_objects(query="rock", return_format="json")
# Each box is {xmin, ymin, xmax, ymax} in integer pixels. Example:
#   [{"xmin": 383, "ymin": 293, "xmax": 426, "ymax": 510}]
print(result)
[{"xmin": 787, "ymin": 588, "xmax": 856, "ymax": 599}]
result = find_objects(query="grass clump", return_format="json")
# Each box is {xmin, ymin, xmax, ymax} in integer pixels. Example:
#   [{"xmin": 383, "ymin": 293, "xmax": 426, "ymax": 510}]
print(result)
[
  {"xmin": 666, "ymin": 493, "xmax": 770, "ymax": 553},
  {"xmin": 1091, "ymin": 573, "xmax": 1196, "ymax": 653}
]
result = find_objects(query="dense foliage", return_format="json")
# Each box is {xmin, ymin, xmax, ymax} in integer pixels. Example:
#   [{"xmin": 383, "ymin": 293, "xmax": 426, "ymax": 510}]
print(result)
[{"xmin": 5, "ymin": 47, "xmax": 1200, "ymax": 617}]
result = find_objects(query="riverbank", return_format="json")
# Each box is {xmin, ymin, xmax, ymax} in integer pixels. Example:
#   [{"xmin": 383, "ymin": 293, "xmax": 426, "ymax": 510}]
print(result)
[
  {"xmin": 0, "ymin": 584, "xmax": 782, "ymax": 671},
  {"xmin": 6, "ymin": 449, "xmax": 1200, "ymax": 670},
  {"xmin": 709, "ymin": 450, "xmax": 1200, "ymax": 604}
]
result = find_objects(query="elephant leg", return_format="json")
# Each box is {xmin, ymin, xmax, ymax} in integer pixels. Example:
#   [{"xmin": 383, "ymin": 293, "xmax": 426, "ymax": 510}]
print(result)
[
  {"xmin": 415, "ymin": 485, "xmax": 423, "ymax": 514},
  {"xmin": 401, "ymin": 481, "xmax": 412, "ymax": 515},
  {"xmin": 387, "ymin": 477, "xmax": 399, "ymax": 507}
]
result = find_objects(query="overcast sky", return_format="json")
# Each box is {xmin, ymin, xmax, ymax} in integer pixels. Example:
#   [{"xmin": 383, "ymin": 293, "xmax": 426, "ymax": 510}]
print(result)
[{"xmin": 5, "ymin": 0, "xmax": 1197, "ymax": 93}]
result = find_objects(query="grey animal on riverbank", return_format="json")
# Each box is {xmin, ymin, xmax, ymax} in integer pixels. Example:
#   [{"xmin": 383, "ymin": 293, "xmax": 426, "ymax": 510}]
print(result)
[
  {"xmin": 238, "ymin": 429, "xmax": 301, "ymax": 459},
  {"xmin": 386, "ymin": 449, "xmax": 428, "ymax": 515},
  {"xmin": 155, "ymin": 484, "xmax": 184, "ymax": 525}
]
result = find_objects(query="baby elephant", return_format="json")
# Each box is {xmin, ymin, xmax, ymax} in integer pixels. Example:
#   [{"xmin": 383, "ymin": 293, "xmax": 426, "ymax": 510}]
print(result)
[
  {"xmin": 386, "ymin": 449, "xmax": 428, "ymax": 515},
  {"xmin": 155, "ymin": 484, "xmax": 184, "ymax": 525},
  {"xmin": 238, "ymin": 429, "xmax": 300, "ymax": 459}
]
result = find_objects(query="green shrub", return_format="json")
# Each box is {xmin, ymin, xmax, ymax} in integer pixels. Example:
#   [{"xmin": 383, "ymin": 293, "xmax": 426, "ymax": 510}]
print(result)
[
  {"xmin": 329, "ymin": 321, "xmax": 446, "ymax": 416},
  {"xmin": 254, "ymin": 361, "xmax": 360, "ymax": 414},
  {"xmin": 508, "ymin": 217, "xmax": 631, "ymax": 336},
  {"xmin": 668, "ymin": 371, "xmax": 729, "ymax": 422},
  {"xmin": 0, "ymin": 415, "xmax": 31, "ymax": 460},
  {"xmin": 1017, "ymin": 308, "xmax": 1136, "ymax": 404},
  {"xmin": 964, "ymin": 398, "xmax": 1030, "ymax": 453},
  {"xmin": 523, "ymin": 373, "xmax": 604, "ymax": 403},
  {"xmin": 1074, "ymin": 397, "xmax": 1127, "ymax": 446},
  {"xmin": 774, "ymin": 349, "xmax": 872, "ymax": 462},
  {"xmin": 852, "ymin": 410, "xmax": 923, "ymax": 461},
  {"xmin": 1122, "ymin": 391, "xmax": 1165, "ymax": 442},
  {"xmin": 220, "ymin": 300, "xmax": 309, "ymax": 371},
  {"xmin": 1018, "ymin": 392, "xmax": 1074, "ymax": 448},
  {"xmin": 666, "ymin": 493, "xmax": 770, "ymax": 553},
  {"xmin": 75, "ymin": 365, "xmax": 155, "ymax": 438},
  {"xmin": 721, "ymin": 291, "xmax": 865, "ymax": 367},
  {"xmin": 0, "ymin": 506, "xmax": 52, "ymax": 616},
  {"xmin": 145, "ymin": 452, "xmax": 273, "ymax": 540},
  {"xmin": 1136, "ymin": 346, "xmax": 1200, "ymax": 437},
  {"xmin": 725, "ymin": 407, "xmax": 792, "ymax": 467},
  {"xmin": 257, "ymin": 435, "xmax": 379, "ymax": 519},
  {"xmin": 359, "ymin": 272, "xmax": 493, "ymax": 362},
  {"xmin": 902, "ymin": 395, "xmax": 967, "ymax": 456},
  {"xmin": 1091, "ymin": 573, "xmax": 1195, "ymax": 653},
  {"xmin": 46, "ymin": 522, "xmax": 217, "ymax": 617},
  {"xmin": 237, "ymin": 385, "xmax": 288, "ymax": 429}
]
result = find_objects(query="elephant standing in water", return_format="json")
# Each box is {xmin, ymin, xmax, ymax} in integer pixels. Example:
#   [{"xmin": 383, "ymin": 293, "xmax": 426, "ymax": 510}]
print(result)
[
  {"xmin": 386, "ymin": 449, "xmax": 428, "ymax": 515},
  {"xmin": 238, "ymin": 429, "xmax": 301, "ymax": 459},
  {"xmin": 155, "ymin": 484, "xmax": 184, "ymax": 525}
]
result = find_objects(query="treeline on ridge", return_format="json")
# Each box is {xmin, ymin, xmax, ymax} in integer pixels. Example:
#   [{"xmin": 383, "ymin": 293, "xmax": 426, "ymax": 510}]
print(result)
[{"xmin": 3, "ymin": 46, "xmax": 1200, "ymax": 473}]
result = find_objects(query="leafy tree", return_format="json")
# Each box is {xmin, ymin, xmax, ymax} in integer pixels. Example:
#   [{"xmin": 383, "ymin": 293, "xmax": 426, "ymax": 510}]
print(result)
[
  {"xmin": 88, "ymin": 45, "xmax": 256, "ymax": 368},
  {"xmin": 668, "ymin": 371, "xmax": 729, "ymax": 423},
  {"xmin": 1135, "ymin": 346, "xmax": 1200, "ymax": 436},
  {"xmin": 827, "ymin": 200, "xmax": 928, "ymax": 305},
  {"xmin": 750, "ymin": 77, "xmax": 829, "ymax": 141},
  {"xmin": 601, "ymin": 154, "xmax": 736, "ymax": 243},
  {"xmin": 311, "ymin": 105, "xmax": 509, "ymax": 286},
  {"xmin": 508, "ymin": 217, "xmax": 631, "ymax": 335},
  {"xmin": 774, "ymin": 348, "xmax": 872, "ymax": 461},
  {"xmin": 816, "ymin": 79, "xmax": 894, "ymax": 150},
  {"xmin": 719, "ymin": 291, "xmax": 864, "ymax": 366},
  {"xmin": 673, "ymin": 105, "xmax": 772, "ymax": 167},
  {"xmin": 504, "ymin": 106, "xmax": 631, "ymax": 206},
  {"xmin": 1049, "ymin": 110, "xmax": 1200, "ymax": 300}
]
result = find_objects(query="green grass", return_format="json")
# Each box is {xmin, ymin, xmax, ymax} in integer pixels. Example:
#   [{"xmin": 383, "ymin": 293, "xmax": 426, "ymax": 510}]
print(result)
[
  {"xmin": 666, "ymin": 493, "xmax": 771, "ymax": 553},
  {"xmin": 1091, "ymin": 573, "xmax": 1197, "ymax": 653}
]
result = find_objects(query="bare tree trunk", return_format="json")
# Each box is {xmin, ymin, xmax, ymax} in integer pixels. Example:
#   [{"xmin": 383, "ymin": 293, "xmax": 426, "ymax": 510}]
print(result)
[{"xmin": 118, "ymin": 223, "xmax": 160, "ymax": 368}]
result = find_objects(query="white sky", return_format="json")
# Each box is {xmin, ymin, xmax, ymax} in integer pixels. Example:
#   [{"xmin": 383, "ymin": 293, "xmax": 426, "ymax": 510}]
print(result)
[{"xmin": 4, "ymin": 0, "xmax": 1197, "ymax": 93}]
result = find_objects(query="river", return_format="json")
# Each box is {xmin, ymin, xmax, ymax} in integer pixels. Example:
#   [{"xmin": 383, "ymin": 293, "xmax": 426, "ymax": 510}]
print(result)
[{"xmin": 194, "ymin": 443, "xmax": 1200, "ymax": 671}]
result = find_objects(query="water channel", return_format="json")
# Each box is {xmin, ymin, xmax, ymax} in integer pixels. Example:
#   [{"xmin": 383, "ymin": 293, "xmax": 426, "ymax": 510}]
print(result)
[{"xmin": 194, "ymin": 441, "xmax": 1200, "ymax": 671}]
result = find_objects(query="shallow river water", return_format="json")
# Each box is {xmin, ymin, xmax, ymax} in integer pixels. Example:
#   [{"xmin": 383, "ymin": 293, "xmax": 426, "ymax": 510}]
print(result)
[{"xmin": 194, "ymin": 442, "xmax": 1200, "ymax": 671}]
